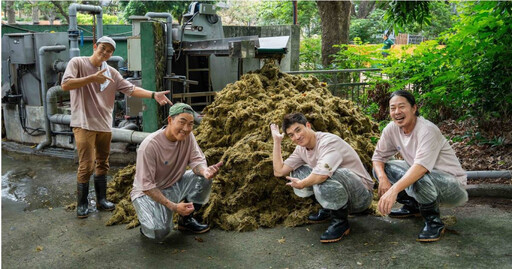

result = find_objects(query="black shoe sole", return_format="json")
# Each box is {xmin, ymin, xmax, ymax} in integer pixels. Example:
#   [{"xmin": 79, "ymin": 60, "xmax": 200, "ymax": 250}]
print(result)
[
  {"xmin": 178, "ymin": 225, "xmax": 211, "ymax": 234},
  {"xmin": 77, "ymin": 214, "xmax": 89, "ymax": 219},
  {"xmin": 320, "ymin": 228, "xmax": 350, "ymax": 243},
  {"xmin": 416, "ymin": 228, "xmax": 446, "ymax": 242}
]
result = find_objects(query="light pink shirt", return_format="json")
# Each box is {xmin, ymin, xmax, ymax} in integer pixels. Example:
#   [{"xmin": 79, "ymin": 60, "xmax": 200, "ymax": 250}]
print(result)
[
  {"xmin": 62, "ymin": 57, "xmax": 134, "ymax": 132},
  {"xmin": 284, "ymin": 132, "xmax": 374, "ymax": 191},
  {"xmin": 372, "ymin": 117, "xmax": 467, "ymax": 185},
  {"xmin": 130, "ymin": 129, "xmax": 207, "ymax": 200}
]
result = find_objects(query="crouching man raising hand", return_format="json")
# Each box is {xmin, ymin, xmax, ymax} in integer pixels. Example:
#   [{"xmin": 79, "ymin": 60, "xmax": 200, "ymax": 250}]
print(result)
[
  {"xmin": 271, "ymin": 113, "xmax": 374, "ymax": 243},
  {"xmin": 131, "ymin": 103, "xmax": 221, "ymax": 241}
]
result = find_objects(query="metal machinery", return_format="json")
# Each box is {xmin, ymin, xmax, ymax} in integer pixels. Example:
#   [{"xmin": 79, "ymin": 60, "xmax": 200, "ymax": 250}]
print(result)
[{"xmin": 1, "ymin": 2, "xmax": 290, "ymax": 150}]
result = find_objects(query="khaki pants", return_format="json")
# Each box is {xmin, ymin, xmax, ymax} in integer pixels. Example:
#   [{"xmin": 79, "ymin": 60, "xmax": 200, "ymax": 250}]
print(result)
[{"xmin": 73, "ymin": 127, "xmax": 112, "ymax": 183}]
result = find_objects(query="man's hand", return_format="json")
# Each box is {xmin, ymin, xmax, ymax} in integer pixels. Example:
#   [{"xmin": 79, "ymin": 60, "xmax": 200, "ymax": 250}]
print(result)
[
  {"xmin": 378, "ymin": 188, "xmax": 398, "ymax": 215},
  {"xmin": 285, "ymin": 176, "xmax": 304, "ymax": 189},
  {"xmin": 378, "ymin": 176, "xmax": 392, "ymax": 198},
  {"xmin": 89, "ymin": 69, "xmax": 114, "ymax": 84},
  {"xmin": 176, "ymin": 202, "xmax": 195, "ymax": 216},
  {"xmin": 270, "ymin": 124, "xmax": 284, "ymax": 142},
  {"xmin": 154, "ymin": 90, "xmax": 173, "ymax": 106},
  {"xmin": 203, "ymin": 162, "xmax": 223, "ymax": 179}
]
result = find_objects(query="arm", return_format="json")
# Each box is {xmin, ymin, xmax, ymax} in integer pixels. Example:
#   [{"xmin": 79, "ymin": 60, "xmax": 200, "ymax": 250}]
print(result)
[
  {"xmin": 192, "ymin": 162, "xmax": 223, "ymax": 179},
  {"xmin": 61, "ymin": 69, "xmax": 114, "ymax": 91},
  {"xmin": 270, "ymin": 124, "xmax": 294, "ymax": 177},
  {"xmin": 378, "ymin": 164, "xmax": 428, "ymax": 215},
  {"xmin": 143, "ymin": 188, "xmax": 194, "ymax": 216},
  {"xmin": 286, "ymin": 173, "xmax": 328, "ymax": 189},
  {"xmin": 130, "ymin": 87, "xmax": 173, "ymax": 106},
  {"xmin": 373, "ymin": 160, "xmax": 391, "ymax": 198}
]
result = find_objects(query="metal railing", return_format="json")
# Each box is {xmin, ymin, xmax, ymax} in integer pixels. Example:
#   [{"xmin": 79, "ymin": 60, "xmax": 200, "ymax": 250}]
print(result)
[{"xmin": 286, "ymin": 68, "xmax": 382, "ymax": 104}]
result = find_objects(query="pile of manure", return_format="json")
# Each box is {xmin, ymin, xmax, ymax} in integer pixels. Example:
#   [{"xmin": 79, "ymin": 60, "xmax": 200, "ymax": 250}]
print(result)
[{"xmin": 194, "ymin": 61, "xmax": 378, "ymax": 231}]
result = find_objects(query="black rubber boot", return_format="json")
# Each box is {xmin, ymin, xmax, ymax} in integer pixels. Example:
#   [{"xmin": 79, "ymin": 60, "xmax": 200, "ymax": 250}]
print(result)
[
  {"xmin": 389, "ymin": 191, "xmax": 420, "ymax": 218},
  {"xmin": 178, "ymin": 203, "xmax": 210, "ymax": 234},
  {"xmin": 94, "ymin": 175, "xmax": 115, "ymax": 211},
  {"xmin": 417, "ymin": 201, "xmax": 445, "ymax": 242},
  {"xmin": 308, "ymin": 208, "xmax": 331, "ymax": 223},
  {"xmin": 320, "ymin": 205, "xmax": 350, "ymax": 243},
  {"xmin": 77, "ymin": 182, "xmax": 90, "ymax": 219}
]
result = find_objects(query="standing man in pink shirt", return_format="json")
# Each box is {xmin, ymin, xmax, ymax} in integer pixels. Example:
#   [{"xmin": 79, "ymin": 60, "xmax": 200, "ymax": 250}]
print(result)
[
  {"xmin": 271, "ymin": 113, "xmax": 374, "ymax": 243},
  {"xmin": 131, "ymin": 103, "xmax": 221, "ymax": 241},
  {"xmin": 372, "ymin": 90, "xmax": 468, "ymax": 242},
  {"xmin": 62, "ymin": 36, "xmax": 172, "ymax": 219}
]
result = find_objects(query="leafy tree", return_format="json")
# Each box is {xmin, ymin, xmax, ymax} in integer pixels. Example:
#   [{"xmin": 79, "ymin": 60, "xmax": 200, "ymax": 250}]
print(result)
[
  {"xmin": 217, "ymin": 0, "xmax": 260, "ymax": 26},
  {"xmin": 119, "ymin": 1, "xmax": 192, "ymax": 24},
  {"xmin": 384, "ymin": 0, "xmax": 432, "ymax": 33},
  {"xmin": 258, "ymin": 0, "xmax": 320, "ymax": 37},
  {"xmin": 401, "ymin": 1, "xmax": 454, "ymax": 40},
  {"xmin": 384, "ymin": 1, "xmax": 512, "ymax": 126},
  {"xmin": 349, "ymin": 8, "xmax": 388, "ymax": 44}
]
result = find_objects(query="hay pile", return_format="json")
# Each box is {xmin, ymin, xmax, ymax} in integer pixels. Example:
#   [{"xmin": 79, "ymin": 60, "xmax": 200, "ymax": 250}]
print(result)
[
  {"xmin": 194, "ymin": 61, "xmax": 378, "ymax": 231},
  {"xmin": 105, "ymin": 164, "xmax": 139, "ymax": 228},
  {"xmin": 105, "ymin": 61, "xmax": 379, "ymax": 230}
]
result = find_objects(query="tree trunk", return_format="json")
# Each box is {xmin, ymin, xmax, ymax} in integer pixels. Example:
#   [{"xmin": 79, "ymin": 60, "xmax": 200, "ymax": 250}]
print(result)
[
  {"xmin": 317, "ymin": 1, "xmax": 351, "ymax": 68},
  {"xmin": 7, "ymin": 1, "xmax": 16, "ymax": 24},
  {"xmin": 357, "ymin": 1, "xmax": 376, "ymax": 19},
  {"xmin": 32, "ymin": 5, "xmax": 40, "ymax": 24}
]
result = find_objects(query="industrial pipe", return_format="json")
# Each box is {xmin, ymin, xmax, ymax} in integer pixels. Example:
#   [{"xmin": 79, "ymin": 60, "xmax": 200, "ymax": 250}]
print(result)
[
  {"xmin": 111, "ymin": 128, "xmax": 150, "ymax": 144},
  {"xmin": 36, "ymin": 45, "xmax": 67, "ymax": 150},
  {"xmin": 53, "ymin": 60, "xmax": 68, "ymax": 72},
  {"xmin": 108, "ymin": 56, "xmax": 126, "ymax": 69},
  {"xmin": 467, "ymin": 171, "xmax": 512, "ymax": 179},
  {"xmin": 46, "ymin": 86, "xmax": 71, "ymax": 125},
  {"xmin": 68, "ymin": 3, "xmax": 103, "ymax": 58},
  {"xmin": 44, "ymin": 86, "xmax": 149, "ymax": 144},
  {"xmin": 145, "ymin": 12, "xmax": 174, "ymax": 91}
]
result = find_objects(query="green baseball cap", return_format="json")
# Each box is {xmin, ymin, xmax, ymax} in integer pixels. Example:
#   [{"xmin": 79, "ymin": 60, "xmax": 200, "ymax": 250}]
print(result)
[{"xmin": 169, "ymin": 103, "xmax": 195, "ymax": 117}]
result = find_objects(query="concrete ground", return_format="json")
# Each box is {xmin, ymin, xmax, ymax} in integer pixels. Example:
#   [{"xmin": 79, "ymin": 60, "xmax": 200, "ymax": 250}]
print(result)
[
  {"xmin": 2, "ymin": 146, "xmax": 512, "ymax": 268},
  {"xmin": 3, "ymin": 198, "xmax": 512, "ymax": 268}
]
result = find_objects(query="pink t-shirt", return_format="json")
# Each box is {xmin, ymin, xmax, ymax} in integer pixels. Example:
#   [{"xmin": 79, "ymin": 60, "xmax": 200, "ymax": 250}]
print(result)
[
  {"xmin": 130, "ymin": 129, "xmax": 207, "ymax": 200},
  {"xmin": 62, "ymin": 57, "xmax": 134, "ymax": 132},
  {"xmin": 284, "ymin": 132, "xmax": 374, "ymax": 191},
  {"xmin": 372, "ymin": 117, "xmax": 467, "ymax": 185}
]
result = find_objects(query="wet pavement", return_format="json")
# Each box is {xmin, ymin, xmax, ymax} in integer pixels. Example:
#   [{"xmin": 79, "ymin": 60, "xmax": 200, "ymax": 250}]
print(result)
[{"xmin": 2, "ymin": 150, "xmax": 512, "ymax": 268}]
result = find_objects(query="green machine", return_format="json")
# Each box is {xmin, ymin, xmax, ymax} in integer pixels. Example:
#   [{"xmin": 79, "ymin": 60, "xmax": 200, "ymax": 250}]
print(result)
[{"xmin": 126, "ymin": 2, "xmax": 289, "ymax": 132}]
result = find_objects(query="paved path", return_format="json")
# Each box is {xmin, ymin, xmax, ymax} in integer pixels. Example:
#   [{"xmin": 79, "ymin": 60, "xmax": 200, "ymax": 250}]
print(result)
[{"xmin": 2, "ymin": 197, "xmax": 511, "ymax": 268}]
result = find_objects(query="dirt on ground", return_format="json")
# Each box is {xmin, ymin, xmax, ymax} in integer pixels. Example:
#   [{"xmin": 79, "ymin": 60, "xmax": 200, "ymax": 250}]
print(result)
[{"xmin": 438, "ymin": 119, "xmax": 512, "ymax": 185}]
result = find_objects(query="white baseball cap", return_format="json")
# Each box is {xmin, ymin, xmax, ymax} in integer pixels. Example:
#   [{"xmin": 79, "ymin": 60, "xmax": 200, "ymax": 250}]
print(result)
[{"xmin": 96, "ymin": 36, "xmax": 116, "ymax": 50}]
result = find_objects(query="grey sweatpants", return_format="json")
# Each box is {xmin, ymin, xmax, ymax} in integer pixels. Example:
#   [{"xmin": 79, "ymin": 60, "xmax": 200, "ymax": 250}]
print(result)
[
  {"xmin": 291, "ymin": 165, "xmax": 373, "ymax": 213},
  {"xmin": 132, "ymin": 170, "xmax": 212, "ymax": 240},
  {"xmin": 375, "ymin": 160, "xmax": 468, "ymax": 206}
]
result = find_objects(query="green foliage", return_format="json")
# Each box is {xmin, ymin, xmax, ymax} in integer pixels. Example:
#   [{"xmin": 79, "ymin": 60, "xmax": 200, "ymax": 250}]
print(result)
[
  {"xmin": 77, "ymin": 13, "xmax": 126, "ymax": 25},
  {"xmin": 257, "ymin": 1, "xmax": 320, "ymax": 37},
  {"xmin": 299, "ymin": 36, "xmax": 322, "ymax": 70},
  {"xmin": 384, "ymin": 1, "xmax": 512, "ymax": 125},
  {"xmin": 401, "ymin": 1, "xmax": 454, "ymax": 39},
  {"xmin": 350, "ymin": 9, "xmax": 388, "ymax": 44},
  {"xmin": 452, "ymin": 132, "xmax": 506, "ymax": 148},
  {"xmin": 120, "ymin": 1, "xmax": 192, "ymax": 23},
  {"xmin": 384, "ymin": 0, "xmax": 432, "ymax": 32}
]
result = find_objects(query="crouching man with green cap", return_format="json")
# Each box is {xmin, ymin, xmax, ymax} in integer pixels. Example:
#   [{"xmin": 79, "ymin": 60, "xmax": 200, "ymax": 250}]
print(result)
[{"xmin": 131, "ymin": 103, "xmax": 221, "ymax": 241}]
